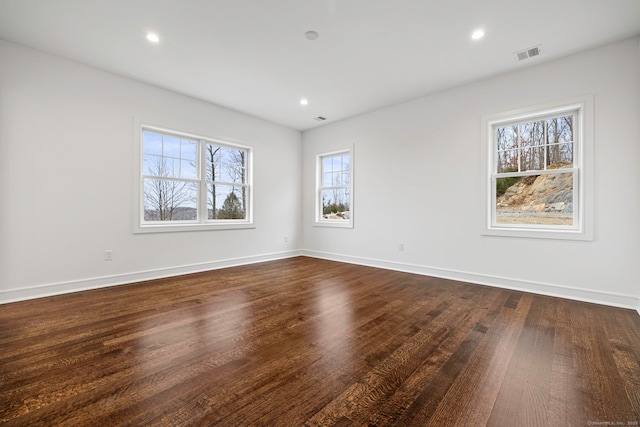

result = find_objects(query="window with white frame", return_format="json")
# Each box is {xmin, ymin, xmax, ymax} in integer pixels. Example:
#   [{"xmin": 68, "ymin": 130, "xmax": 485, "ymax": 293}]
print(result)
[
  {"xmin": 315, "ymin": 149, "xmax": 353, "ymax": 227},
  {"xmin": 484, "ymin": 97, "xmax": 592, "ymax": 240},
  {"xmin": 137, "ymin": 126, "xmax": 252, "ymax": 232}
]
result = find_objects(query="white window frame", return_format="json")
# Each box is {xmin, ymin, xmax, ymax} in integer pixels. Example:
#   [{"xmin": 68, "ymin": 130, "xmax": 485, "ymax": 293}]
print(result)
[
  {"xmin": 314, "ymin": 147, "xmax": 354, "ymax": 228},
  {"xmin": 482, "ymin": 96, "xmax": 593, "ymax": 240},
  {"xmin": 134, "ymin": 123, "xmax": 254, "ymax": 233}
]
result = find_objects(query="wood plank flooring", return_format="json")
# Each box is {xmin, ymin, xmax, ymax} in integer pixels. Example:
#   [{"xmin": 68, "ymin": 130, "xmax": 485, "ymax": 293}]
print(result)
[{"xmin": 1, "ymin": 256, "xmax": 639, "ymax": 426}]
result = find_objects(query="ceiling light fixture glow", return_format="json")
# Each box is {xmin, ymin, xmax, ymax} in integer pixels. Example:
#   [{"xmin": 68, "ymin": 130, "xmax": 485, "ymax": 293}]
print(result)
[
  {"xmin": 300, "ymin": 98, "xmax": 309, "ymax": 106},
  {"xmin": 305, "ymin": 31, "xmax": 319, "ymax": 41},
  {"xmin": 471, "ymin": 29, "xmax": 485, "ymax": 40},
  {"xmin": 146, "ymin": 33, "xmax": 160, "ymax": 43}
]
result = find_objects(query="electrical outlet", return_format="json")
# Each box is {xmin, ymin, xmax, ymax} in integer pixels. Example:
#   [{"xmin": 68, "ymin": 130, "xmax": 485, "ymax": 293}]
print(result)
[
  {"xmin": 104, "ymin": 250, "xmax": 113, "ymax": 261},
  {"xmin": 398, "ymin": 243, "xmax": 404, "ymax": 251}
]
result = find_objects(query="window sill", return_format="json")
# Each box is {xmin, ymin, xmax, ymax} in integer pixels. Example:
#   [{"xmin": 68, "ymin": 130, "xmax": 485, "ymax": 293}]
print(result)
[
  {"xmin": 134, "ymin": 222, "xmax": 255, "ymax": 234},
  {"xmin": 483, "ymin": 226, "xmax": 592, "ymax": 241},
  {"xmin": 313, "ymin": 220, "xmax": 353, "ymax": 229}
]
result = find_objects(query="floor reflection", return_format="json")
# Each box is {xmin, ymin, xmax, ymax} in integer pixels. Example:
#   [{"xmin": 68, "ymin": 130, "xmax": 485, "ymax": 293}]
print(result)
[{"xmin": 313, "ymin": 281, "xmax": 355, "ymax": 368}]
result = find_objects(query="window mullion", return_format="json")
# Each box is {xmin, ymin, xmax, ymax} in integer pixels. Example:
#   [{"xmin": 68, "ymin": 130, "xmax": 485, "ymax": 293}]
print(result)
[
  {"xmin": 142, "ymin": 175, "xmax": 200, "ymax": 183},
  {"xmin": 321, "ymin": 185, "xmax": 349, "ymax": 191},
  {"xmin": 516, "ymin": 126, "xmax": 522, "ymax": 173},
  {"xmin": 543, "ymin": 120, "xmax": 548, "ymax": 171},
  {"xmin": 197, "ymin": 139, "xmax": 205, "ymax": 224}
]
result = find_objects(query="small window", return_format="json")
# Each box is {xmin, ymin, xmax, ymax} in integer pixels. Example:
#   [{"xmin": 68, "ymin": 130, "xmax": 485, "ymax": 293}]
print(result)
[
  {"xmin": 136, "ymin": 125, "xmax": 253, "ymax": 233},
  {"xmin": 315, "ymin": 148, "xmax": 353, "ymax": 228},
  {"xmin": 483, "ymin": 97, "xmax": 593, "ymax": 240}
]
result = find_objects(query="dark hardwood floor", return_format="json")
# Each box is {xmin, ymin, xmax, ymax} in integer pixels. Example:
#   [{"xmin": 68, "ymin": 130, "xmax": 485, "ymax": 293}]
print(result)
[{"xmin": 1, "ymin": 257, "xmax": 639, "ymax": 426}]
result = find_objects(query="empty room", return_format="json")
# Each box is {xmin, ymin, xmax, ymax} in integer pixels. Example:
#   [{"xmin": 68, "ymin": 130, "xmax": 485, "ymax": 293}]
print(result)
[{"xmin": 1, "ymin": 1, "xmax": 639, "ymax": 426}]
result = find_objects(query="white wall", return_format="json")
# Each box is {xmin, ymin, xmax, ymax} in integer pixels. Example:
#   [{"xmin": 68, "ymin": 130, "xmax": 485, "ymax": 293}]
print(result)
[
  {"xmin": 2, "ymin": 37, "xmax": 638, "ymax": 310},
  {"xmin": 0, "ymin": 40, "xmax": 302, "ymax": 303},
  {"xmin": 302, "ymin": 37, "xmax": 640, "ymax": 310}
]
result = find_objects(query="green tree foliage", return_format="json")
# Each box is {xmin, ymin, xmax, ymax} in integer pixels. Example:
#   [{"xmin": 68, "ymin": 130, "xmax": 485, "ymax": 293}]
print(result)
[
  {"xmin": 323, "ymin": 202, "xmax": 348, "ymax": 215},
  {"xmin": 217, "ymin": 191, "xmax": 245, "ymax": 219},
  {"xmin": 496, "ymin": 168, "xmax": 521, "ymax": 197}
]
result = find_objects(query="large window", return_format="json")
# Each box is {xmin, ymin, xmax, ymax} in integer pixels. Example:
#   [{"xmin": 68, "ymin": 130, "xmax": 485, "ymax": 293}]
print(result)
[
  {"xmin": 484, "ymin": 97, "xmax": 593, "ymax": 240},
  {"xmin": 315, "ymin": 148, "xmax": 353, "ymax": 227},
  {"xmin": 136, "ymin": 125, "xmax": 252, "ymax": 232}
]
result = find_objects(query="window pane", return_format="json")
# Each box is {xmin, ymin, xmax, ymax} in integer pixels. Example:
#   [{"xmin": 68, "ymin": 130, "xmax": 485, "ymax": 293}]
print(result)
[
  {"xmin": 163, "ymin": 135, "xmax": 181, "ymax": 158},
  {"xmin": 144, "ymin": 131, "xmax": 198, "ymax": 179},
  {"xmin": 323, "ymin": 157, "xmax": 333, "ymax": 174},
  {"xmin": 232, "ymin": 150, "xmax": 246, "ymax": 184},
  {"xmin": 495, "ymin": 172, "xmax": 573, "ymax": 226},
  {"xmin": 219, "ymin": 147, "xmax": 235, "ymax": 171},
  {"xmin": 520, "ymin": 147, "xmax": 545, "ymax": 172},
  {"xmin": 497, "ymin": 126, "xmax": 517, "ymax": 151},
  {"xmin": 328, "ymin": 172, "xmax": 338, "ymax": 186},
  {"xmin": 547, "ymin": 116, "xmax": 574, "ymax": 144},
  {"xmin": 322, "ymin": 172, "xmax": 333, "ymax": 187},
  {"xmin": 143, "ymin": 155, "xmax": 181, "ymax": 178},
  {"xmin": 341, "ymin": 171, "xmax": 350, "ymax": 186},
  {"xmin": 519, "ymin": 121, "xmax": 544, "ymax": 148},
  {"xmin": 496, "ymin": 149, "xmax": 518, "ymax": 173},
  {"xmin": 205, "ymin": 144, "xmax": 221, "ymax": 181},
  {"xmin": 143, "ymin": 131, "xmax": 163, "ymax": 155},
  {"xmin": 224, "ymin": 149, "xmax": 245, "ymax": 184},
  {"xmin": 143, "ymin": 154, "xmax": 160, "ymax": 176},
  {"xmin": 321, "ymin": 188, "xmax": 350, "ymax": 220},
  {"xmin": 321, "ymin": 153, "xmax": 350, "ymax": 187},
  {"xmin": 206, "ymin": 145, "xmax": 246, "ymax": 183},
  {"xmin": 143, "ymin": 178, "xmax": 197, "ymax": 221},
  {"xmin": 208, "ymin": 184, "xmax": 246, "ymax": 220},
  {"xmin": 547, "ymin": 143, "xmax": 573, "ymax": 166},
  {"xmin": 342, "ymin": 154, "xmax": 350, "ymax": 171},
  {"xmin": 341, "ymin": 155, "xmax": 350, "ymax": 185},
  {"xmin": 181, "ymin": 159, "xmax": 197, "ymax": 179},
  {"xmin": 181, "ymin": 139, "xmax": 197, "ymax": 160}
]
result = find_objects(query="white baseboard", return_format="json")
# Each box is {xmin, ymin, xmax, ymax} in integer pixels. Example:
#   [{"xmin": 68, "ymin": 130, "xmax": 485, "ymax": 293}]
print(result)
[
  {"xmin": 0, "ymin": 250, "xmax": 302, "ymax": 305},
  {"xmin": 4, "ymin": 249, "xmax": 638, "ymax": 314},
  {"xmin": 301, "ymin": 250, "xmax": 640, "ymax": 312}
]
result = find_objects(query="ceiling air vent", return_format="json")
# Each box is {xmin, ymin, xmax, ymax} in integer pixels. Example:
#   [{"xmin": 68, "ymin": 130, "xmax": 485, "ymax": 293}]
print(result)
[
  {"xmin": 514, "ymin": 45, "xmax": 542, "ymax": 62},
  {"xmin": 314, "ymin": 116, "xmax": 327, "ymax": 122}
]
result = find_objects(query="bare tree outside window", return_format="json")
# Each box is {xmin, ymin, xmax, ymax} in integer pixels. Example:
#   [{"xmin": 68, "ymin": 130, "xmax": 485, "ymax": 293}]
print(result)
[
  {"xmin": 143, "ymin": 157, "xmax": 197, "ymax": 221},
  {"xmin": 142, "ymin": 131, "xmax": 198, "ymax": 222}
]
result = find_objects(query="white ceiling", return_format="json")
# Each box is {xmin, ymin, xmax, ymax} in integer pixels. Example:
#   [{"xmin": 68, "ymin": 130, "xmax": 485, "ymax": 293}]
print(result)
[{"xmin": 1, "ymin": 0, "xmax": 639, "ymax": 131}]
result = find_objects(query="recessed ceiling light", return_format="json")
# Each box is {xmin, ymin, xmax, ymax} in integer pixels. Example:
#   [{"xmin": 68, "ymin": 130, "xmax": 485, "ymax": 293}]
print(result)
[
  {"xmin": 146, "ymin": 33, "xmax": 160, "ymax": 43},
  {"xmin": 471, "ymin": 29, "xmax": 485, "ymax": 40},
  {"xmin": 300, "ymin": 98, "xmax": 309, "ymax": 106},
  {"xmin": 305, "ymin": 31, "xmax": 319, "ymax": 41}
]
